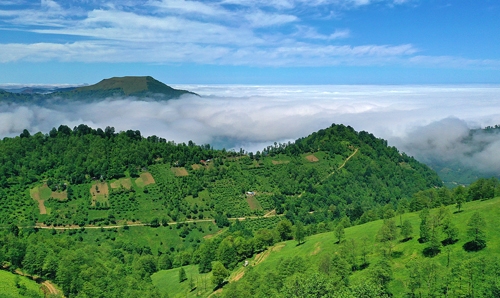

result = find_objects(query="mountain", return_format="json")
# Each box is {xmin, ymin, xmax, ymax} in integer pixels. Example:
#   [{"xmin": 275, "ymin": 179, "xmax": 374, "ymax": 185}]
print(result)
[
  {"xmin": 0, "ymin": 76, "xmax": 197, "ymax": 103},
  {"xmin": 50, "ymin": 76, "xmax": 197, "ymax": 100}
]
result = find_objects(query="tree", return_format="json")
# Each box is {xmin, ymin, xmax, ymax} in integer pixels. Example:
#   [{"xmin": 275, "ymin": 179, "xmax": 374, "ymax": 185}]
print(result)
[
  {"xmin": 377, "ymin": 219, "xmax": 398, "ymax": 256},
  {"xmin": 441, "ymin": 214, "xmax": 458, "ymax": 245},
  {"xmin": 217, "ymin": 237, "xmax": 237, "ymax": 270},
  {"xmin": 401, "ymin": 219, "xmax": 413, "ymax": 241},
  {"xmin": 377, "ymin": 219, "xmax": 398, "ymax": 243},
  {"xmin": 370, "ymin": 258, "xmax": 393, "ymax": 291},
  {"xmin": 179, "ymin": 267, "xmax": 187, "ymax": 283},
  {"xmin": 334, "ymin": 222, "xmax": 345, "ymax": 244},
  {"xmin": 276, "ymin": 219, "xmax": 293, "ymax": 241},
  {"xmin": 419, "ymin": 209, "xmax": 431, "ymax": 243},
  {"xmin": 424, "ymin": 228, "xmax": 441, "ymax": 257},
  {"xmin": 318, "ymin": 254, "xmax": 332, "ymax": 275},
  {"xmin": 464, "ymin": 212, "xmax": 487, "ymax": 251},
  {"xmin": 294, "ymin": 221, "xmax": 305, "ymax": 245},
  {"xmin": 454, "ymin": 186, "xmax": 466, "ymax": 212},
  {"xmin": 211, "ymin": 261, "xmax": 229, "ymax": 287}
]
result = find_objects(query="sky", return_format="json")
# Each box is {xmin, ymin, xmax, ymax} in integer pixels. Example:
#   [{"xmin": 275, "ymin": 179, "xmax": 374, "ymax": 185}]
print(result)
[{"xmin": 0, "ymin": 0, "xmax": 500, "ymax": 84}]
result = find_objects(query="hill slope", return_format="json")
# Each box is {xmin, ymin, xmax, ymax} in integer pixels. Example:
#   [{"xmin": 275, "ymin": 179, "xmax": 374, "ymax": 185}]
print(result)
[
  {"xmin": 0, "ymin": 123, "xmax": 494, "ymax": 298},
  {"xmin": 215, "ymin": 197, "xmax": 500, "ymax": 298},
  {"xmin": 0, "ymin": 123, "xmax": 441, "ymax": 227}
]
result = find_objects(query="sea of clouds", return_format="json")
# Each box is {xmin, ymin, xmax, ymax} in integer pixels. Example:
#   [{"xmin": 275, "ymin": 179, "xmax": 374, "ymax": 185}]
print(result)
[{"xmin": 1, "ymin": 84, "xmax": 499, "ymax": 174}]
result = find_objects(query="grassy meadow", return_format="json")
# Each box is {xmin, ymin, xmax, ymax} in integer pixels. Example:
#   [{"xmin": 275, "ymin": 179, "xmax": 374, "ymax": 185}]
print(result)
[
  {"xmin": 0, "ymin": 270, "xmax": 44, "ymax": 298},
  {"xmin": 156, "ymin": 196, "xmax": 500, "ymax": 297}
]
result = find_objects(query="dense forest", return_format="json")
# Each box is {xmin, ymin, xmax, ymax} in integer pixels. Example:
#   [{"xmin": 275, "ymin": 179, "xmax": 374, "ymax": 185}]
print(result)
[{"xmin": 0, "ymin": 123, "xmax": 498, "ymax": 297}]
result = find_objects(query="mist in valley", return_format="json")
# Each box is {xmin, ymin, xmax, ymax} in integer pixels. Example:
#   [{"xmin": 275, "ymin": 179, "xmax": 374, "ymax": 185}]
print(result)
[{"xmin": 1, "ymin": 84, "xmax": 499, "ymax": 177}]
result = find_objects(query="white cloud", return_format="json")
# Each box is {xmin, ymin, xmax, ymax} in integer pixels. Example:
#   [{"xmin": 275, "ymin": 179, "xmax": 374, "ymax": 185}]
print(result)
[
  {"xmin": 296, "ymin": 26, "xmax": 350, "ymax": 40},
  {"xmin": 148, "ymin": 0, "xmax": 228, "ymax": 16},
  {"xmin": 245, "ymin": 10, "xmax": 298, "ymax": 27},
  {"xmin": 1, "ymin": 85, "xmax": 499, "ymax": 154},
  {"xmin": 2, "ymin": 83, "xmax": 500, "ymax": 175}
]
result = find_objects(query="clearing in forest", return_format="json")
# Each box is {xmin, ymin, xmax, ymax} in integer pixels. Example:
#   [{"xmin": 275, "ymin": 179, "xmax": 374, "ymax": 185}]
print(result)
[
  {"xmin": 191, "ymin": 164, "xmax": 202, "ymax": 170},
  {"xmin": 30, "ymin": 188, "xmax": 47, "ymax": 215},
  {"xmin": 110, "ymin": 177, "xmax": 132, "ymax": 190},
  {"xmin": 90, "ymin": 181, "xmax": 109, "ymax": 206},
  {"xmin": 30, "ymin": 184, "xmax": 55, "ymax": 214},
  {"xmin": 246, "ymin": 194, "xmax": 262, "ymax": 210},
  {"xmin": 305, "ymin": 154, "xmax": 319, "ymax": 162},
  {"xmin": 171, "ymin": 167, "xmax": 189, "ymax": 177},
  {"xmin": 135, "ymin": 172, "xmax": 156, "ymax": 187},
  {"xmin": 272, "ymin": 160, "xmax": 290, "ymax": 165}
]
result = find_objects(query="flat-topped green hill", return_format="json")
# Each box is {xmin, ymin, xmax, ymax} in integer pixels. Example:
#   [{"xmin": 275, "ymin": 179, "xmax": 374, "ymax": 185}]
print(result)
[
  {"xmin": 58, "ymin": 76, "xmax": 197, "ymax": 99},
  {"xmin": 0, "ymin": 76, "xmax": 197, "ymax": 103}
]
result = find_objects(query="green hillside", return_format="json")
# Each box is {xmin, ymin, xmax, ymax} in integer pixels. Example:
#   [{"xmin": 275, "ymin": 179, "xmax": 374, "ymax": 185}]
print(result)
[
  {"xmin": 215, "ymin": 197, "xmax": 500, "ymax": 297},
  {"xmin": 2, "ymin": 123, "xmax": 497, "ymax": 298},
  {"xmin": 0, "ymin": 123, "xmax": 441, "ymax": 228},
  {"xmin": 0, "ymin": 270, "xmax": 44, "ymax": 298}
]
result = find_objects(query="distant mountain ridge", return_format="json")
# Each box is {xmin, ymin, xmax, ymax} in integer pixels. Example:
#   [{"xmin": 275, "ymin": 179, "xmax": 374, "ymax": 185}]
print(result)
[{"xmin": 0, "ymin": 76, "xmax": 197, "ymax": 103}]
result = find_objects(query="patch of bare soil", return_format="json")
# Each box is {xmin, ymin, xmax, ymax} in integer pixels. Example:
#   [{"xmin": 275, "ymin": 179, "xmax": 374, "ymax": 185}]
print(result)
[
  {"xmin": 90, "ymin": 182, "xmax": 109, "ymax": 196},
  {"xmin": 31, "ymin": 190, "xmax": 47, "ymax": 215},
  {"xmin": 305, "ymin": 154, "xmax": 319, "ymax": 162},
  {"xmin": 140, "ymin": 172, "xmax": 155, "ymax": 185},
  {"xmin": 230, "ymin": 269, "xmax": 245, "ymax": 282},
  {"xmin": 253, "ymin": 249, "xmax": 271, "ymax": 266},
  {"xmin": 246, "ymin": 195, "xmax": 261, "ymax": 210},
  {"xmin": 171, "ymin": 167, "xmax": 189, "ymax": 177}
]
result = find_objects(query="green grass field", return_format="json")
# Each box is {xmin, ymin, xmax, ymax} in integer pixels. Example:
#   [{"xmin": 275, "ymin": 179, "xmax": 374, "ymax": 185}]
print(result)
[
  {"xmin": 189, "ymin": 197, "xmax": 500, "ymax": 297},
  {"xmin": 152, "ymin": 265, "xmax": 213, "ymax": 298},
  {"xmin": 0, "ymin": 271, "xmax": 43, "ymax": 298}
]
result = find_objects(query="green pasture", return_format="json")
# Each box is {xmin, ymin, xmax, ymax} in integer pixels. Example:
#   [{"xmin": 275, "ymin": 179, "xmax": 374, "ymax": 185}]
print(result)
[
  {"xmin": 0, "ymin": 270, "xmax": 43, "ymax": 298},
  {"xmin": 152, "ymin": 265, "xmax": 214, "ymax": 298},
  {"xmin": 222, "ymin": 196, "xmax": 500, "ymax": 297}
]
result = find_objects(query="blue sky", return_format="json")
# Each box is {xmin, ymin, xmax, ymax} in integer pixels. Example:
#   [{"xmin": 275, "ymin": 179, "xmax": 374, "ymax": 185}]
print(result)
[{"xmin": 0, "ymin": 0, "xmax": 499, "ymax": 84}]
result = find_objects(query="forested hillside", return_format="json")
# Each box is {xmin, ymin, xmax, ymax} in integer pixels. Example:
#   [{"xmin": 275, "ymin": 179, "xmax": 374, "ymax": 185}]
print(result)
[
  {"xmin": 0, "ymin": 123, "xmax": 441, "ymax": 228},
  {"xmin": 0, "ymin": 123, "xmax": 453, "ymax": 297}
]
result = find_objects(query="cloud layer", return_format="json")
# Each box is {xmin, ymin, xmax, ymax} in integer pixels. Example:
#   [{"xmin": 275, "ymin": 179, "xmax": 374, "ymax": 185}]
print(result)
[{"xmin": 1, "ymin": 85, "xmax": 500, "ymax": 176}]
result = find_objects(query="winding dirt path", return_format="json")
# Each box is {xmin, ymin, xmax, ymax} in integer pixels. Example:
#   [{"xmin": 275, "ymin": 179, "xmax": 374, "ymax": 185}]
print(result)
[
  {"xmin": 299, "ymin": 148, "xmax": 359, "ymax": 198},
  {"xmin": 42, "ymin": 280, "xmax": 59, "ymax": 296}
]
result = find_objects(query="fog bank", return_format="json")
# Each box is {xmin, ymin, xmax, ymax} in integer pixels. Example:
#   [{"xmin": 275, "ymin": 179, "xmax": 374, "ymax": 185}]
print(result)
[{"xmin": 1, "ymin": 85, "xmax": 499, "ymax": 174}]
